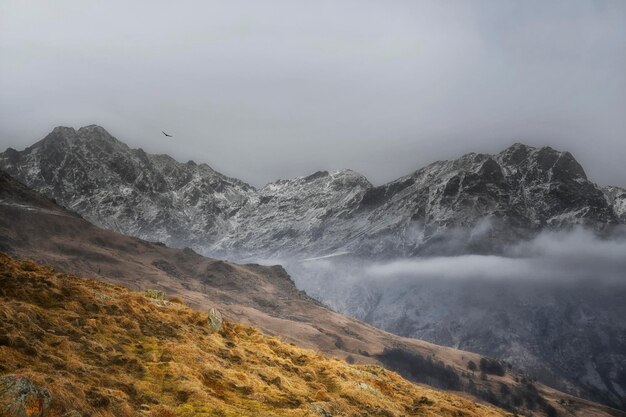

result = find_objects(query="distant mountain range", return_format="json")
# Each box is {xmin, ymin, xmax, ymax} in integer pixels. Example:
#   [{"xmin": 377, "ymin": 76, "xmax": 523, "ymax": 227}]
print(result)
[{"xmin": 1, "ymin": 125, "xmax": 624, "ymax": 259}]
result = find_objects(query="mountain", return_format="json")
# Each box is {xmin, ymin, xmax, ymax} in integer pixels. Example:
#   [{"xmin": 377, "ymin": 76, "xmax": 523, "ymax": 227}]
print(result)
[
  {"xmin": 0, "ymin": 125, "xmax": 254, "ymax": 248},
  {"xmin": 3, "ymin": 125, "xmax": 626, "ymax": 412},
  {"xmin": 0, "ymin": 253, "xmax": 510, "ymax": 417},
  {"xmin": 1, "ymin": 169, "xmax": 618, "ymax": 416},
  {"xmin": 1, "ymin": 126, "xmax": 623, "ymax": 259},
  {"xmin": 216, "ymin": 143, "xmax": 621, "ymax": 258},
  {"xmin": 603, "ymin": 186, "xmax": 626, "ymax": 223}
]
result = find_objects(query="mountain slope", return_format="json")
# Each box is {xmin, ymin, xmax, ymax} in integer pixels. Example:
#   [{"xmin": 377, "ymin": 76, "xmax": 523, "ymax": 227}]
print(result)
[
  {"xmin": 0, "ymin": 125, "xmax": 254, "ymax": 248},
  {"xmin": 287, "ymin": 255, "xmax": 626, "ymax": 410},
  {"xmin": 603, "ymin": 186, "xmax": 626, "ymax": 223},
  {"xmin": 1, "ymin": 126, "xmax": 623, "ymax": 258},
  {"xmin": 1, "ymin": 170, "xmax": 618, "ymax": 416},
  {"xmin": 0, "ymin": 253, "xmax": 511, "ymax": 417}
]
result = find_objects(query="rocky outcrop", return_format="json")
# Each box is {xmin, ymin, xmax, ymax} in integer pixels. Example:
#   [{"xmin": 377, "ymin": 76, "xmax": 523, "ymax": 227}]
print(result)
[
  {"xmin": 0, "ymin": 375, "xmax": 51, "ymax": 417},
  {"xmin": 603, "ymin": 185, "xmax": 626, "ymax": 223},
  {"xmin": 207, "ymin": 307, "xmax": 223, "ymax": 332}
]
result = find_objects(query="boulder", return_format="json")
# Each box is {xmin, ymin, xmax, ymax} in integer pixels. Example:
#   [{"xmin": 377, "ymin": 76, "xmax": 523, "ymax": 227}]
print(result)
[
  {"xmin": 0, "ymin": 374, "xmax": 51, "ymax": 417},
  {"xmin": 208, "ymin": 308, "xmax": 223, "ymax": 332}
]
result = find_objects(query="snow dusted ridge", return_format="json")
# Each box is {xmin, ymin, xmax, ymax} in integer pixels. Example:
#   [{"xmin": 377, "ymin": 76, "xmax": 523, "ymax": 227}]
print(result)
[
  {"xmin": 0, "ymin": 125, "xmax": 623, "ymax": 258},
  {"xmin": 0, "ymin": 125, "xmax": 255, "ymax": 248},
  {"xmin": 602, "ymin": 185, "xmax": 626, "ymax": 223}
]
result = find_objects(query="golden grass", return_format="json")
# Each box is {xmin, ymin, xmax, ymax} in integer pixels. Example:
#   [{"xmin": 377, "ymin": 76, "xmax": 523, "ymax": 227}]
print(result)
[{"xmin": 0, "ymin": 253, "xmax": 509, "ymax": 417}]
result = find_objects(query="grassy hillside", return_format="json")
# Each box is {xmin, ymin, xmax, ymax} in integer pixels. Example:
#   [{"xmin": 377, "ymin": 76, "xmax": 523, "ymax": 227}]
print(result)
[{"xmin": 0, "ymin": 253, "xmax": 508, "ymax": 417}]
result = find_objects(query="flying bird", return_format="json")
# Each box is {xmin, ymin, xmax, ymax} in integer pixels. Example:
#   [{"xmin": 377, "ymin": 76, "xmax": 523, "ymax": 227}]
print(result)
[{"xmin": 162, "ymin": 131, "xmax": 173, "ymax": 137}]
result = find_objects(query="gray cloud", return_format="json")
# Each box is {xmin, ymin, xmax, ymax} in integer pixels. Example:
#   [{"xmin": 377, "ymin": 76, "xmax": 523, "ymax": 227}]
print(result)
[
  {"xmin": 281, "ymin": 229, "xmax": 626, "ymax": 301},
  {"xmin": 1, "ymin": 0, "xmax": 625, "ymax": 187},
  {"xmin": 365, "ymin": 229, "xmax": 626, "ymax": 283}
]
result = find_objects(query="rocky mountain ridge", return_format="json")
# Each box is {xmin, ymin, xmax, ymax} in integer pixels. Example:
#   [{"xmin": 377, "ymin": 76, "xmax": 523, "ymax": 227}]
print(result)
[
  {"xmin": 1, "ymin": 125, "xmax": 623, "ymax": 258},
  {"xmin": 1, "ymin": 125, "xmax": 254, "ymax": 248}
]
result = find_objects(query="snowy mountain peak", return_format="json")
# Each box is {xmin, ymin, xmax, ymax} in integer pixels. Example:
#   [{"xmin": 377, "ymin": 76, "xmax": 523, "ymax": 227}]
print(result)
[{"xmin": 1, "ymin": 128, "xmax": 623, "ymax": 257}]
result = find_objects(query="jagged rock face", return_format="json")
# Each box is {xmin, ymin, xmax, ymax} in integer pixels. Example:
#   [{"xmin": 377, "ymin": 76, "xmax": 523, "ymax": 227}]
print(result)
[
  {"xmin": 0, "ymin": 126, "xmax": 622, "ymax": 258},
  {"xmin": 351, "ymin": 145, "xmax": 617, "ymax": 254},
  {"xmin": 603, "ymin": 186, "xmax": 626, "ymax": 223},
  {"xmin": 214, "ymin": 169, "xmax": 374, "ymax": 258},
  {"xmin": 0, "ymin": 125, "xmax": 255, "ymax": 248},
  {"xmin": 496, "ymin": 145, "xmax": 615, "ymax": 228}
]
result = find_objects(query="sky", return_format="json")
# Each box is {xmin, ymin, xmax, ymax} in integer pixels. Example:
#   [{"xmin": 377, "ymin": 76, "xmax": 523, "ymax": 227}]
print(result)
[{"xmin": 1, "ymin": 0, "xmax": 625, "ymax": 187}]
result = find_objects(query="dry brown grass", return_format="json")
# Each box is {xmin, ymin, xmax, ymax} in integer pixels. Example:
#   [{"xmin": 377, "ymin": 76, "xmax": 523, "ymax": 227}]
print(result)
[{"xmin": 0, "ymin": 253, "xmax": 509, "ymax": 417}]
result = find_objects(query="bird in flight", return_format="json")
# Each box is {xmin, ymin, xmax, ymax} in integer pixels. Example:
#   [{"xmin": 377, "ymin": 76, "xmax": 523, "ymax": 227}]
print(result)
[{"xmin": 162, "ymin": 131, "xmax": 173, "ymax": 137}]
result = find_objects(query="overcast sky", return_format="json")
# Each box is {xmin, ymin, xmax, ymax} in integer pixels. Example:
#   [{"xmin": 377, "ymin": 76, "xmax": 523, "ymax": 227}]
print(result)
[{"xmin": 1, "ymin": 0, "xmax": 625, "ymax": 187}]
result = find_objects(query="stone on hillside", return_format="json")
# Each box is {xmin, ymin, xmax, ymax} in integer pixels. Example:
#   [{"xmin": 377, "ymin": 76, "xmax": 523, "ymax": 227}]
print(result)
[
  {"xmin": 208, "ymin": 308, "xmax": 223, "ymax": 332},
  {"xmin": 0, "ymin": 374, "xmax": 52, "ymax": 417}
]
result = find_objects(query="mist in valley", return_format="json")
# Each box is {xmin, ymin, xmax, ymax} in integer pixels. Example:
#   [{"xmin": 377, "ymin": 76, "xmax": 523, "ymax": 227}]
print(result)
[
  {"xmin": 262, "ymin": 228, "xmax": 626, "ymax": 406},
  {"xmin": 278, "ymin": 228, "xmax": 626, "ymax": 300}
]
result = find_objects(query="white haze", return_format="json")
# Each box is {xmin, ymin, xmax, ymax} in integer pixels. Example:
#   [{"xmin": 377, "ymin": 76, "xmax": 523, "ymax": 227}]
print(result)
[
  {"xmin": 365, "ymin": 229, "xmax": 626, "ymax": 284},
  {"xmin": 273, "ymin": 229, "xmax": 626, "ymax": 307}
]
